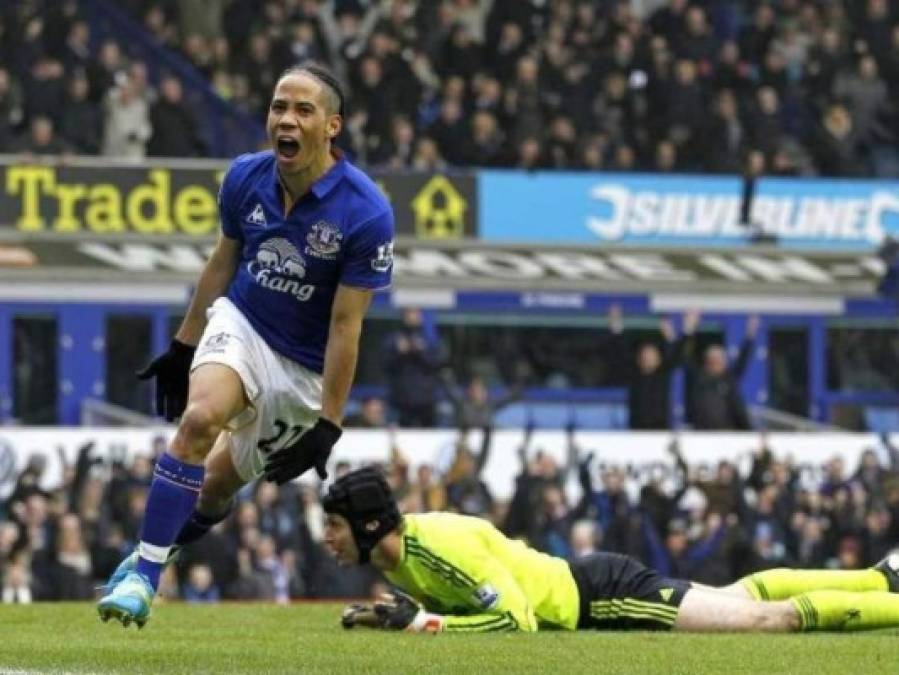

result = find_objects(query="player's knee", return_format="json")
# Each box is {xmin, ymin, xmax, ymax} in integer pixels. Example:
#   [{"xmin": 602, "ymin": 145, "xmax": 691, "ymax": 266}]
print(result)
[
  {"xmin": 172, "ymin": 404, "xmax": 225, "ymax": 462},
  {"xmin": 754, "ymin": 602, "xmax": 799, "ymax": 632},
  {"xmin": 781, "ymin": 602, "xmax": 802, "ymax": 632}
]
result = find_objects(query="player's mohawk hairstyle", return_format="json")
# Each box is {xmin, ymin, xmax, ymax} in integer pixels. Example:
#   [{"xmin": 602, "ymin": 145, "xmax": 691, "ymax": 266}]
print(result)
[{"xmin": 281, "ymin": 62, "xmax": 346, "ymax": 117}]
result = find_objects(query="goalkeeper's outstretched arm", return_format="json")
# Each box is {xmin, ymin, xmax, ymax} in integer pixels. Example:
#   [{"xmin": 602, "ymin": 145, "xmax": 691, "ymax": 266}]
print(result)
[
  {"xmin": 345, "ymin": 556, "xmax": 540, "ymax": 634},
  {"xmin": 346, "ymin": 581, "xmax": 538, "ymax": 634}
]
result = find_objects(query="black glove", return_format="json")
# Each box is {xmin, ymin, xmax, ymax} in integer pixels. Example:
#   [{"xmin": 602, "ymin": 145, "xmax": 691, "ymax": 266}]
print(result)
[
  {"xmin": 341, "ymin": 603, "xmax": 380, "ymax": 629},
  {"xmin": 137, "ymin": 339, "xmax": 196, "ymax": 421},
  {"xmin": 373, "ymin": 590, "xmax": 422, "ymax": 630},
  {"xmin": 263, "ymin": 417, "xmax": 342, "ymax": 484}
]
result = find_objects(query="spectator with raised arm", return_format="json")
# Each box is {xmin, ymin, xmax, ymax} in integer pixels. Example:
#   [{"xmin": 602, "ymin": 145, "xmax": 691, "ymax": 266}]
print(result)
[
  {"xmin": 574, "ymin": 439, "xmax": 634, "ymax": 555},
  {"xmin": 608, "ymin": 305, "xmax": 699, "ymax": 430},
  {"xmin": 440, "ymin": 366, "xmax": 527, "ymax": 431},
  {"xmin": 444, "ymin": 425, "xmax": 494, "ymax": 519},
  {"xmin": 640, "ymin": 437, "xmax": 691, "ymax": 539},
  {"xmin": 689, "ymin": 316, "xmax": 759, "ymax": 430}
]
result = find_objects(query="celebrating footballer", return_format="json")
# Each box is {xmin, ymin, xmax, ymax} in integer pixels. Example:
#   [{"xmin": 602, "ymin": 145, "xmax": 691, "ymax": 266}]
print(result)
[{"xmin": 98, "ymin": 63, "xmax": 393, "ymax": 628}]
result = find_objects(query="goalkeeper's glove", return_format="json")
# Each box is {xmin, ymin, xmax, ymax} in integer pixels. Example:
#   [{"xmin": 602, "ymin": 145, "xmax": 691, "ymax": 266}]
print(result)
[
  {"xmin": 341, "ymin": 603, "xmax": 381, "ymax": 629},
  {"xmin": 374, "ymin": 590, "xmax": 444, "ymax": 633}
]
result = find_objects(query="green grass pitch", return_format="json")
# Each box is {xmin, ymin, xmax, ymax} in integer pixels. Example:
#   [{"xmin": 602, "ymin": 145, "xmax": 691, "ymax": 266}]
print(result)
[{"xmin": 2, "ymin": 602, "xmax": 897, "ymax": 675}]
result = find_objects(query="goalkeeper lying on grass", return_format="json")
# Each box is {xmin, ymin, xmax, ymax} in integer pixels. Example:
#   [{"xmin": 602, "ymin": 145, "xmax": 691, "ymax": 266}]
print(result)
[{"xmin": 326, "ymin": 467, "xmax": 899, "ymax": 634}]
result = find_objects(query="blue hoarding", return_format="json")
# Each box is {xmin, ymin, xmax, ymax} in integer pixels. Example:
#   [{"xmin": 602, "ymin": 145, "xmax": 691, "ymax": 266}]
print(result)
[{"xmin": 479, "ymin": 171, "xmax": 899, "ymax": 250}]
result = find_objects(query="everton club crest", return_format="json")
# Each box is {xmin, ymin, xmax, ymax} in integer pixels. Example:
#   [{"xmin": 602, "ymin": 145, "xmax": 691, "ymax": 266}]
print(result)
[{"xmin": 306, "ymin": 221, "xmax": 343, "ymax": 259}]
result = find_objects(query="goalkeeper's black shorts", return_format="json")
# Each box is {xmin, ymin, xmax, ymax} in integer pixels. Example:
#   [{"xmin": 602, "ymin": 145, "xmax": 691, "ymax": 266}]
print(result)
[{"xmin": 568, "ymin": 552, "xmax": 691, "ymax": 631}]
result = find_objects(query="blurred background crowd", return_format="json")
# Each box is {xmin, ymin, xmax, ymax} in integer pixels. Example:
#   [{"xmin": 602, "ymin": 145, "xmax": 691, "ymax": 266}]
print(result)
[
  {"xmin": 4, "ymin": 0, "xmax": 899, "ymax": 175},
  {"xmin": 3, "ymin": 429, "xmax": 898, "ymax": 603},
  {"xmin": 369, "ymin": 306, "xmax": 760, "ymax": 432}
]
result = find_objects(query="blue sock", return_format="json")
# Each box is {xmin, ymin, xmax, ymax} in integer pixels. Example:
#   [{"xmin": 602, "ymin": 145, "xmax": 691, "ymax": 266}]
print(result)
[
  {"xmin": 174, "ymin": 502, "xmax": 232, "ymax": 546},
  {"xmin": 135, "ymin": 452, "xmax": 204, "ymax": 590}
]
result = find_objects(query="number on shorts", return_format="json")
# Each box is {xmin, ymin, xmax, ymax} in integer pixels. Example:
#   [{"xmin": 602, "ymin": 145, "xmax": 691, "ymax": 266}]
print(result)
[{"xmin": 257, "ymin": 419, "xmax": 308, "ymax": 455}]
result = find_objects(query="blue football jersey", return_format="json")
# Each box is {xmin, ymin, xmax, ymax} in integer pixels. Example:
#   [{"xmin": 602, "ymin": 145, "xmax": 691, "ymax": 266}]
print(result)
[{"xmin": 218, "ymin": 151, "xmax": 394, "ymax": 373}]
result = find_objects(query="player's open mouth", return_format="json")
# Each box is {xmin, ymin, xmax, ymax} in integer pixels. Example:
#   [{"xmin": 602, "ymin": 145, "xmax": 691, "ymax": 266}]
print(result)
[{"xmin": 277, "ymin": 137, "xmax": 300, "ymax": 159}]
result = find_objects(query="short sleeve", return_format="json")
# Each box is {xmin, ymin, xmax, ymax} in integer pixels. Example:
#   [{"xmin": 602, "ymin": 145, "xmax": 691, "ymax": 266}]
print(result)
[
  {"xmin": 218, "ymin": 157, "xmax": 246, "ymax": 241},
  {"xmin": 340, "ymin": 208, "xmax": 395, "ymax": 289}
]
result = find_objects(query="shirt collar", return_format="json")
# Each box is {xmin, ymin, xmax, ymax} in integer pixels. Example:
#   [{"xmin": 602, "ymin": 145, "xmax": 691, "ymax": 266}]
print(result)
[
  {"xmin": 272, "ymin": 149, "xmax": 346, "ymax": 202},
  {"xmin": 311, "ymin": 150, "xmax": 347, "ymax": 199}
]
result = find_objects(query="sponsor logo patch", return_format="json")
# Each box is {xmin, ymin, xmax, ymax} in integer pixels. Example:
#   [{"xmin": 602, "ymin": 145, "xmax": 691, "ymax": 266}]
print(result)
[
  {"xmin": 246, "ymin": 203, "xmax": 267, "ymax": 226},
  {"xmin": 246, "ymin": 237, "xmax": 315, "ymax": 301},
  {"xmin": 197, "ymin": 331, "xmax": 236, "ymax": 357},
  {"xmin": 253, "ymin": 237, "xmax": 306, "ymax": 278},
  {"xmin": 305, "ymin": 221, "xmax": 342, "ymax": 259},
  {"xmin": 473, "ymin": 583, "xmax": 500, "ymax": 610},
  {"xmin": 371, "ymin": 241, "xmax": 394, "ymax": 273},
  {"xmin": 204, "ymin": 331, "xmax": 232, "ymax": 349}
]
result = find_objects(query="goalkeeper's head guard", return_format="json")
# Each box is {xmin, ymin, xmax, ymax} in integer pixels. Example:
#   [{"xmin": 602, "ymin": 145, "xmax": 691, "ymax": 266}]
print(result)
[{"xmin": 322, "ymin": 466, "xmax": 400, "ymax": 564}]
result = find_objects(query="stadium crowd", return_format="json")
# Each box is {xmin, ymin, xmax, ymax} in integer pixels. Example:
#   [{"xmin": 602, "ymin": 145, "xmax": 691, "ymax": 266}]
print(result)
[
  {"xmin": 2, "ymin": 0, "xmax": 899, "ymax": 175},
  {"xmin": 2, "ymin": 428, "xmax": 898, "ymax": 603},
  {"xmin": 378, "ymin": 306, "xmax": 759, "ymax": 431}
]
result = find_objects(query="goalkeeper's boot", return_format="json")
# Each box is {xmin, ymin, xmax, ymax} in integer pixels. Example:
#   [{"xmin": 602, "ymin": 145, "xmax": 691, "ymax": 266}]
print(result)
[
  {"xmin": 874, "ymin": 550, "xmax": 899, "ymax": 592},
  {"xmin": 97, "ymin": 571, "xmax": 155, "ymax": 629},
  {"xmin": 101, "ymin": 546, "xmax": 180, "ymax": 593}
]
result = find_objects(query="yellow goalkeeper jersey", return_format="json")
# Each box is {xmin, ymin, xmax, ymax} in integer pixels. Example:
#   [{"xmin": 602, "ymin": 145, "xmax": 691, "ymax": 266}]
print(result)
[{"xmin": 383, "ymin": 512, "xmax": 580, "ymax": 632}]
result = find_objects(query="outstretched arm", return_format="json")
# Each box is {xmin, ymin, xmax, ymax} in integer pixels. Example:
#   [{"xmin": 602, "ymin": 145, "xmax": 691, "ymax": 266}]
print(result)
[
  {"xmin": 174, "ymin": 232, "xmax": 241, "ymax": 345},
  {"xmin": 262, "ymin": 285, "xmax": 373, "ymax": 484},
  {"xmin": 605, "ymin": 304, "xmax": 635, "ymax": 375},
  {"xmin": 660, "ymin": 310, "xmax": 700, "ymax": 373},
  {"xmin": 564, "ymin": 418, "xmax": 581, "ymax": 479},
  {"xmin": 320, "ymin": 285, "xmax": 373, "ymax": 424},
  {"xmin": 139, "ymin": 231, "xmax": 240, "ymax": 419},
  {"xmin": 669, "ymin": 437, "xmax": 690, "ymax": 503},
  {"xmin": 517, "ymin": 414, "xmax": 536, "ymax": 472},
  {"xmin": 474, "ymin": 425, "xmax": 493, "ymax": 476},
  {"xmin": 372, "ymin": 561, "xmax": 538, "ymax": 634}
]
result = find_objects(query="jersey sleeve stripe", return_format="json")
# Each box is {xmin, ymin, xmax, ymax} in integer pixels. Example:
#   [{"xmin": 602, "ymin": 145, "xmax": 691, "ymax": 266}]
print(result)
[
  {"xmin": 405, "ymin": 537, "xmax": 477, "ymax": 587},
  {"xmin": 444, "ymin": 612, "xmax": 520, "ymax": 633},
  {"xmin": 405, "ymin": 537, "xmax": 477, "ymax": 582},
  {"xmin": 406, "ymin": 550, "xmax": 471, "ymax": 589},
  {"xmin": 446, "ymin": 616, "xmax": 511, "ymax": 631},
  {"xmin": 405, "ymin": 538, "xmax": 477, "ymax": 585},
  {"xmin": 455, "ymin": 617, "xmax": 509, "ymax": 629}
]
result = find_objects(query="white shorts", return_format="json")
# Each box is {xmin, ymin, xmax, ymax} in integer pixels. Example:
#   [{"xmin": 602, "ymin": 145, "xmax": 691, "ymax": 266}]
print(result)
[{"xmin": 192, "ymin": 297, "xmax": 323, "ymax": 482}]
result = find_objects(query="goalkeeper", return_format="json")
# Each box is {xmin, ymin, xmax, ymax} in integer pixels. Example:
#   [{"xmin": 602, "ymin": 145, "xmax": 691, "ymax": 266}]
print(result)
[{"xmin": 327, "ymin": 467, "xmax": 899, "ymax": 634}]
